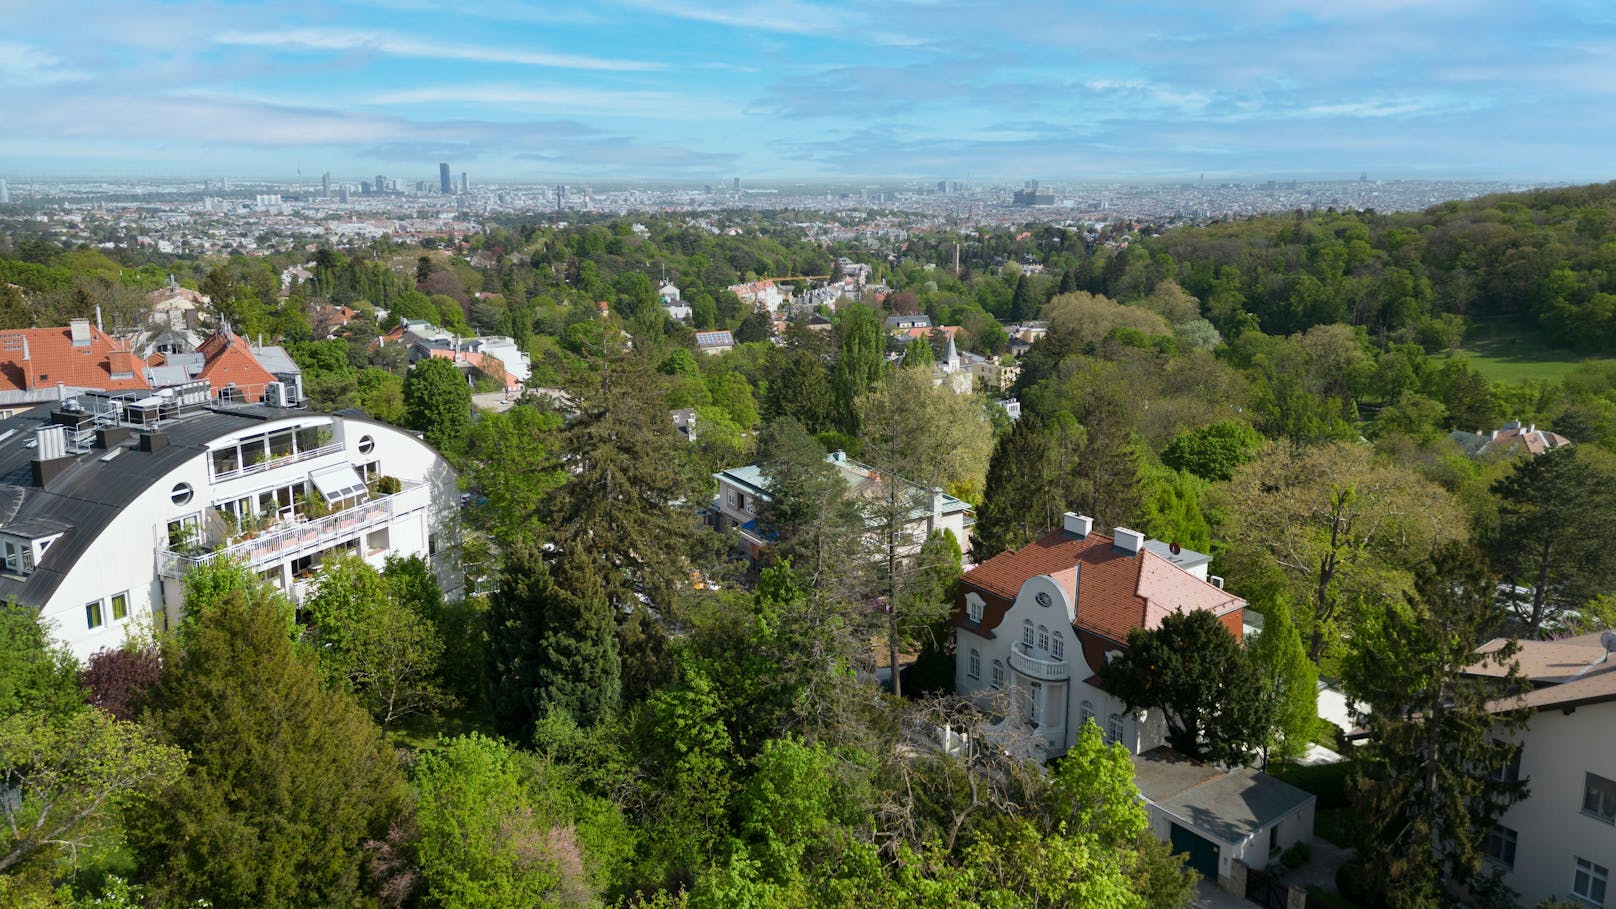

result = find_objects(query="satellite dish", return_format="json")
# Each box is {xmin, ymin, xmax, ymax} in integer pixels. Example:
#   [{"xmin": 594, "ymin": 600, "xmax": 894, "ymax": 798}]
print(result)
[
  {"xmin": 1602, "ymin": 630, "xmax": 1616, "ymax": 653},
  {"xmin": 1169, "ymin": 542, "xmax": 1181, "ymax": 555}
]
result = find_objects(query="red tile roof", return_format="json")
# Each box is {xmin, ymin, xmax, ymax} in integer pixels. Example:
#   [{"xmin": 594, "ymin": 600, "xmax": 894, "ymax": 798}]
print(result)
[
  {"xmin": 0, "ymin": 325, "xmax": 150, "ymax": 394},
  {"xmin": 959, "ymin": 527, "xmax": 1243, "ymax": 644},
  {"xmin": 195, "ymin": 329, "xmax": 277, "ymax": 401}
]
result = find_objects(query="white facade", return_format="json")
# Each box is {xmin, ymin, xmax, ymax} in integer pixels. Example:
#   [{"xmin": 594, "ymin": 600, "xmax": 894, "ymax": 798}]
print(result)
[
  {"xmin": 953, "ymin": 573, "xmax": 1167, "ymax": 758},
  {"xmin": 1489, "ymin": 698, "xmax": 1616, "ymax": 906},
  {"xmin": 11, "ymin": 407, "xmax": 459, "ymax": 662}
]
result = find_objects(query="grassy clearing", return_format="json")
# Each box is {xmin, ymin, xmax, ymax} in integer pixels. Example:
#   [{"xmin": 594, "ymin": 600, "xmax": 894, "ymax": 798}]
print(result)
[
  {"xmin": 385, "ymin": 702, "xmax": 498, "ymax": 752},
  {"xmin": 1451, "ymin": 323, "xmax": 1593, "ymax": 384}
]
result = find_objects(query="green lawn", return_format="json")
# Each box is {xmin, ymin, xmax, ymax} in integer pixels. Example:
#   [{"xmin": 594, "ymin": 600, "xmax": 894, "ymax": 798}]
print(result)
[
  {"xmin": 1451, "ymin": 324, "xmax": 1595, "ymax": 384},
  {"xmin": 385, "ymin": 703, "xmax": 498, "ymax": 752}
]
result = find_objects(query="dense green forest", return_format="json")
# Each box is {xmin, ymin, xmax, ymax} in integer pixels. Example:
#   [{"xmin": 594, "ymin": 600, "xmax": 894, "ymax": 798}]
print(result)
[{"xmin": 6, "ymin": 184, "xmax": 1616, "ymax": 908}]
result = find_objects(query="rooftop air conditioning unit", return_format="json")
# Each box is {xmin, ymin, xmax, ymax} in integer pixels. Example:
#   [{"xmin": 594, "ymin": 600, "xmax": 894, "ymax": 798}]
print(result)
[{"xmin": 264, "ymin": 382, "xmax": 287, "ymax": 408}]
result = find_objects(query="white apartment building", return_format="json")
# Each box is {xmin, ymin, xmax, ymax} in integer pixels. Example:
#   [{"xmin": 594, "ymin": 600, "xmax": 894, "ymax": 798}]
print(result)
[{"xmin": 0, "ymin": 390, "xmax": 459, "ymax": 662}]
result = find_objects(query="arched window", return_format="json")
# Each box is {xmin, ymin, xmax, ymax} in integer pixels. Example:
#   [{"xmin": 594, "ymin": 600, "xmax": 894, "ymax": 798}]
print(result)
[
  {"xmin": 991, "ymin": 660, "xmax": 1005, "ymax": 689},
  {"xmin": 1052, "ymin": 634, "xmax": 1064, "ymax": 660},
  {"xmin": 1037, "ymin": 624, "xmax": 1049, "ymax": 651},
  {"xmin": 968, "ymin": 648, "xmax": 980, "ymax": 679},
  {"xmin": 1081, "ymin": 700, "xmax": 1095, "ymax": 727},
  {"xmin": 1107, "ymin": 713, "xmax": 1125, "ymax": 746},
  {"xmin": 1022, "ymin": 619, "xmax": 1034, "ymax": 648},
  {"xmin": 965, "ymin": 593, "xmax": 984, "ymax": 623}
]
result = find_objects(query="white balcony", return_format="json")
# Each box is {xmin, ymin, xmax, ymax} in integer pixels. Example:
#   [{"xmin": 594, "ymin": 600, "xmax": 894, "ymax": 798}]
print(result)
[
  {"xmin": 159, "ymin": 482, "xmax": 429, "ymax": 578},
  {"xmin": 1009, "ymin": 642, "xmax": 1070, "ymax": 681}
]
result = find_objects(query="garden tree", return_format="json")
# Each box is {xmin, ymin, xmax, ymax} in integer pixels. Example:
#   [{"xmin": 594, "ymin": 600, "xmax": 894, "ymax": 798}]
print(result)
[
  {"xmin": 1488, "ymin": 446, "xmax": 1616, "ymax": 635},
  {"xmin": 536, "ymin": 549, "xmax": 622, "ymax": 730},
  {"xmin": 0, "ymin": 708, "xmax": 186, "ymax": 879},
  {"xmin": 0, "ymin": 604, "xmax": 82, "ymax": 719},
  {"xmin": 972, "ymin": 412, "xmax": 1059, "ymax": 559},
  {"xmin": 900, "ymin": 336, "xmax": 932, "ymax": 368},
  {"xmin": 1341, "ymin": 546, "xmax": 1529, "ymax": 908},
  {"xmin": 735, "ymin": 307, "xmax": 772, "ymax": 344},
  {"xmin": 463, "ymin": 402, "xmax": 567, "ymax": 548},
  {"xmin": 1246, "ymin": 595, "xmax": 1319, "ymax": 766},
  {"xmin": 1009, "ymin": 273, "xmax": 1037, "ymax": 322},
  {"xmin": 128, "ymin": 588, "xmax": 404, "ymax": 909},
  {"xmin": 1138, "ymin": 464, "xmax": 1214, "ymax": 554},
  {"xmin": 403, "ymin": 355, "xmax": 472, "ymax": 451},
  {"xmin": 636, "ymin": 653, "xmax": 739, "ymax": 883},
  {"xmin": 357, "ymin": 367, "xmax": 407, "ymax": 423},
  {"xmin": 410, "ymin": 734, "xmax": 595, "ymax": 909},
  {"xmin": 830, "ymin": 305, "xmax": 885, "ymax": 435},
  {"xmin": 704, "ymin": 371, "xmax": 759, "ymax": 429},
  {"xmin": 1221, "ymin": 441, "xmax": 1467, "ymax": 664},
  {"xmin": 302, "ymin": 554, "xmax": 454, "ymax": 727},
  {"xmin": 753, "ymin": 418, "xmax": 865, "ymax": 603},
  {"xmin": 82, "ymin": 645, "xmax": 163, "ymax": 721},
  {"xmin": 761, "ymin": 345, "xmax": 835, "ymax": 434},
  {"xmin": 1159, "ymin": 418, "xmax": 1262, "ymax": 482},
  {"xmin": 1100, "ymin": 609, "xmax": 1272, "ymax": 766},
  {"xmin": 857, "ymin": 369, "xmax": 992, "ymax": 696},
  {"xmin": 1068, "ymin": 390, "xmax": 1142, "ymax": 531},
  {"xmin": 656, "ymin": 347, "xmax": 699, "ymax": 379},
  {"xmin": 547, "ymin": 345, "xmax": 705, "ymax": 699}
]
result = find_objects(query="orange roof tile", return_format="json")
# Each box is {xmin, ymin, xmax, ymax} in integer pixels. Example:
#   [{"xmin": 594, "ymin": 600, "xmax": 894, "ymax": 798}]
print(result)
[
  {"xmin": 0, "ymin": 325, "xmax": 150, "ymax": 394},
  {"xmin": 195, "ymin": 330, "xmax": 277, "ymax": 401},
  {"xmin": 960, "ymin": 528, "xmax": 1243, "ymax": 644}
]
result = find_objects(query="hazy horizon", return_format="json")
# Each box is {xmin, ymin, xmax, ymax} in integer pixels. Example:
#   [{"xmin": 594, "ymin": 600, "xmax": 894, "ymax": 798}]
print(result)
[{"xmin": 4, "ymin": 1, "xmax": 1614, "ymax": 184}]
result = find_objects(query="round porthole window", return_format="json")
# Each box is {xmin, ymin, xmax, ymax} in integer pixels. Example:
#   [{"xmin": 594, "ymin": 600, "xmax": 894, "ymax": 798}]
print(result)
[
  {"xmin": 171, "ymin": 482, "xmax": 193, "ymax": 505},
  {"xmin": 358, "ymin": 435, "xmax": 375, "ymax": 455},
  {"xmin": 1035, "ymin": 591, "xmax": 1053, "ymax": 608}
]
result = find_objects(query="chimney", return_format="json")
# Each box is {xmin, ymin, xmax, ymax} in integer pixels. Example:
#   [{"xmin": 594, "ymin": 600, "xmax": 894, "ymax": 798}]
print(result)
[
  {"xmin": 30, "ymin": 426, "xmax": 73, "ymax": 486},
  {"xmin": 1114, "ymin": 527, "xmax": 1145, "ymax": 555},
  {"xmin": 69, "ymin": 319, "xmax": 92, "ymax": 348},
  {"xmin": 1063, "ymin": 512, "xmax": 1093, "ymax": 538},
  {"xmin": 931, "ymin": 487, "xmax": 945, "ymax": 527},
  {"xmin": 95, "ymin": 305, "xmax": 104, "ymax": 332}
]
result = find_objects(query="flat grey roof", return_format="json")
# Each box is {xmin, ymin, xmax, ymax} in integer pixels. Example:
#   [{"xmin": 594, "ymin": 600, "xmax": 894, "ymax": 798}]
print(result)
[{"xmin": 1132, "ymin": 749, "xmax": 1315, "ymax": 845}]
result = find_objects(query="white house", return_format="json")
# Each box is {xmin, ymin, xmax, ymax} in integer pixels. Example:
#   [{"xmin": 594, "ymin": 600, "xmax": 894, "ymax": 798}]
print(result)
[
  {"xmin": 0, "ymin": 392, "xmax": 459, "ymax": 662},
  {"xmin": 952, "ymin": 514, "xmax": 1313, "ymax": 890},
  {"xmin": 1466, "ymin": 634, "xmax": 1616, "ymax": 907},
  {"xmin": 712, "ymin": 450, "xmax": 973, "ymax": 565}
]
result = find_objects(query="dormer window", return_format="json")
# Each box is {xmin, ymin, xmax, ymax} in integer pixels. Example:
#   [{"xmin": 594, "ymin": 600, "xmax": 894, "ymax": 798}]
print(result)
[
  {"xmin": 2, "ymin": 538, "xmax": 33, "ymax": 575},
  {"xmin": 965, "ymin": 592, "xmax": 984, "ymax": 623}
]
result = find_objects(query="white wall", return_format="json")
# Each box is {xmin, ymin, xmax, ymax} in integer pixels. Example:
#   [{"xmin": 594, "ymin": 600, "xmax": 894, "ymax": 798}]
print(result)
[
  {"xmin": 1493, "ymin": 701, "xmax": 1616, "ymax": 907},
  {"xmin": 41, "ymin": 414, "xmax": 459, "ymax": 662}
]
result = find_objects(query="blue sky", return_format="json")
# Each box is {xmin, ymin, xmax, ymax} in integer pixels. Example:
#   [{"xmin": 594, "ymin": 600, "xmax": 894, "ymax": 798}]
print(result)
[{"xmin": 3, "ymin": 0, "xmax": 1615, "ymax": 182}]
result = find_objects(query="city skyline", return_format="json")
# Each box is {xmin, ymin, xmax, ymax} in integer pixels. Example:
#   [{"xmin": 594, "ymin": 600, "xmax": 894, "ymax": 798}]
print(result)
[{"xmin": 3, "ymin": 1, "xmax": 1615, "ymax": 183}]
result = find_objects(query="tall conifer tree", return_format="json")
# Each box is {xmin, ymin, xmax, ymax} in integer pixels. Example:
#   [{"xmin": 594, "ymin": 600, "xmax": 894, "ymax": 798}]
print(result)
[{"xmin": 973, "ymin": 413, "xmax": 1058, "ymax": 559}]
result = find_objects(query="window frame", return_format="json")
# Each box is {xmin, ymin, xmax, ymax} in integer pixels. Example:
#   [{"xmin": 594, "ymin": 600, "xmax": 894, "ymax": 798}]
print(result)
[
  {"xmin": 1584, "ymin": 772, "xmax": 1616, "ymax": 825},
  {"xmin": 85, "ymin": 600, "xmax": 103, "ymax": 630},
  {"xmin": 1573, "ymin": 856, "xmax": 1609, "ymax": 906},
  {"xmin": 1051, "ymin": 633, "xmax": 1064, "ymax": 660},
  {"xmin": 968, "ymin": 648, "xmax": 980, "ymax": 679},
  {"xmin": 1022, "ymin": 619, "xmax": 1034, "ymax": 648},
  {"xmin": 110, "ymin": 591, "xmax": 129, "ymax": 621},
  {"xmin": 1037, "ymin": 624, "xmax": 1049, "ymax": 652},
  {"xmin": 1483, "ymin": 824, "xmax": 1517, "ymax": 869},
  {"xmin": 1080, "ymin": 700, "xmax": 1095, "ymax": 727},
  {"xmin": 965, "ymin": 593, "xmax": 984, "ymax": 623},
  {"xmin": 1107, "ymin": 713, "xmax": 1124, "ymax": 746},
  {"xmin": 991, "ymin": 660, "xmax": 1004, "ymax": 689},
  {"xmin": 1492, "ymin": 739, "xmax": 1521, "ymax": 782}
]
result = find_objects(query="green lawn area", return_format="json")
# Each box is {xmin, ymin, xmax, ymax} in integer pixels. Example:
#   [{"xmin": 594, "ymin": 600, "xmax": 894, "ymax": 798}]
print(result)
[
  {"xmin": 1451, "ymin": 323, "xmax": 1595, "ymax": 384},
  {"xmin": 385, "ymin": 702, "xmax": 498, "ymax": 752}
]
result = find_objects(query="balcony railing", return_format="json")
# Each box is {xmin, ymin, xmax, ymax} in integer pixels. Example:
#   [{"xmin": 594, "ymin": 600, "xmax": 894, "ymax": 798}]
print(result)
[
  {"xmin": 159, "ymin": 482, "xmax": 430, "ymax": 578},
  {"xmin": 210, "ymin": 442, "xmax": 343, "ymax": 483},
  {"xmin": 1009, "ymin": 642, "xmax": 1070, "ymax": 681}
]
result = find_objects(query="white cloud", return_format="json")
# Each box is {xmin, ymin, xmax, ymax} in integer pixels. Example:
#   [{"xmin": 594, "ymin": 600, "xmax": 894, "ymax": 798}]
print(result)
[
  {"xmin": 362, "ymin": 84, "xmax": 742, "ymax": 119},
  {"xmin": 0, "ymin": 41, "xmax": 90, "ymax": 84},
  {"xmin": 213, "ymin": 28, "xmax": 665, "ymax": 72}
]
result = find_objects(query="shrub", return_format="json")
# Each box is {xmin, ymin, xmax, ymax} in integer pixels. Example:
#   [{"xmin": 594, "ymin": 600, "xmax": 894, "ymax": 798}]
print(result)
[{"xmin": 1281, "ymin": 840, "xmax": 1312, "ymax": 869}]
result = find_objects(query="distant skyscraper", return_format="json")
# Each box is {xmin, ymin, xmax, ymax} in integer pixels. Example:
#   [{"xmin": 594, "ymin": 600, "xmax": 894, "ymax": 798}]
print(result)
[
  {"xmin": 361, "ymin": 180, "xmax": 373, "ymax": 195},
  {"xmin": 460, "ymin": 172, "xmax": 468, "ymax": 195},
  {"xmin": 733, "ymin": 177, "xmax": 741, "ymax": 192},
  {"xmin": 322, "ymin": 172, "xmax": 330, "ymax": 195},
  {"xmin": 375, "ymin": 174, "xmax": 387, "ymax": 194},
  {"xmin": 0, "ymin": 179, "xmax": 8, "ymax": 205},
  {"xmin": 440, "ymin": 163, "xmax": 452, "ymax": 194}
]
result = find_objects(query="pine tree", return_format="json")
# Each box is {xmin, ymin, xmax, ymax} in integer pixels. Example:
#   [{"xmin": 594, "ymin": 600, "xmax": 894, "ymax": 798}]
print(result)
[
  {"xmin": 754, "ymin": 418, "xmax": 864, "ymax": 602},
  {"xmin": 485, "ymin": 542, "xmax": 553, "ymax": 741},
  {"xmin": 1069, "ymin": 392, "xmax": 1141, "ymax": 531},
  {"xmin": 537, "ymin": 550, "xmax": 621, "ymax": 729},
  {"xmin": 762, "ymin": 346, "xmax": 836, "ymax": 434},
  {"xmin": 1489, "ymin": 446, "xmax": 1616, "ymax": 634},
  {"xmin": 1341, "ymin": 545, "xmax": 1528, "ymax": 906},
  {"xmin": 973, "ymin": 413, "xmax": 1058, "ymax": 559},
  {"xmin": 1010, "ymin": 274, "xmax": 1037, "ymax": 322},
  {"xmin": 129, "ymin": 588, "xmax": 404, "ymax": 909}
]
